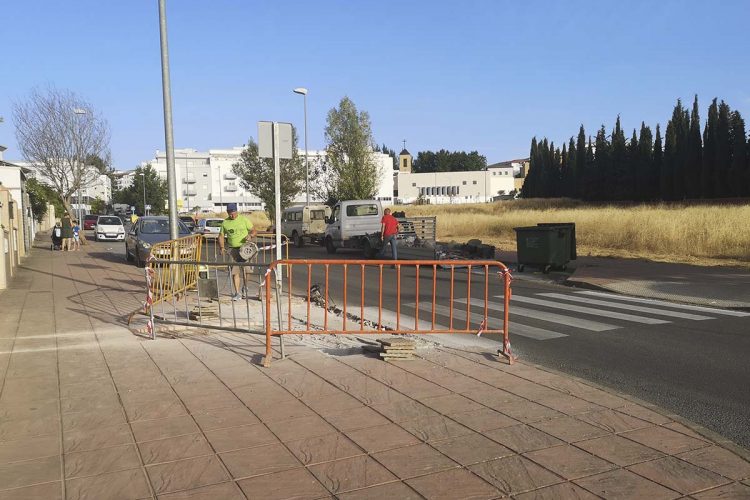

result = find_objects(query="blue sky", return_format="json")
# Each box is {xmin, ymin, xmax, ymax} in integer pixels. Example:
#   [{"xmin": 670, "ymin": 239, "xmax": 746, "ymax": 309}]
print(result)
[{"xmin": 1, "ymin": 0, "xmax": 749, "ymax": 170}]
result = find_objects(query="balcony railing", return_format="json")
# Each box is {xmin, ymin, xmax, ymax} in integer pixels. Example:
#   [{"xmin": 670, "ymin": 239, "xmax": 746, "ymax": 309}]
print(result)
[
  {"xmin": 224, "ymin": 172, "xmax": 237, "ymax": 180},
  {"xmin": 224, "ymin": 184, "xmax": 238, "ymax": 192}
]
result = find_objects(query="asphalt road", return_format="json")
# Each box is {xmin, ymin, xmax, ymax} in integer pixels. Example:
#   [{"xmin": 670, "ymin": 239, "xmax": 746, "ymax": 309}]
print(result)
[{"xmin": 98, "ymin": 235, "xmax": 750, "ymax": 450}]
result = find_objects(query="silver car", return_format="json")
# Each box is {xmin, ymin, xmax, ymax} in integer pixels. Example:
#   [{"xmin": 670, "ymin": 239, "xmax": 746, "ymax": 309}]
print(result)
[
  {"xmin": 196, "ymin": 218, "xmax": 224, "ymax": 238},
  {"xmin": 125, "ymin": 216, "xmax": 192, "ymax": 266}
]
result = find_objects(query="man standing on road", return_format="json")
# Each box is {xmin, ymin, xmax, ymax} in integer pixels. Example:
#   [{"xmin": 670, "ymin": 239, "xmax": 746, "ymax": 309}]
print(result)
[
  {"xmin": 379, "ymin": 208, "xmax": 399, "ymax": 261},
  {"xmin": 218, "ymin": 203, "xmax": 257, "ymax": 300}
]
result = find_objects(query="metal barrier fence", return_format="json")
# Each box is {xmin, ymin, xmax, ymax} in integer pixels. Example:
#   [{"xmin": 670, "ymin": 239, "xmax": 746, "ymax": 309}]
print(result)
[
  {"xmin": 262, "ymin": 259, "xmax": 514, "ymax": 367},
  {"xmin": 147, "ymin": 234, "xmax": 203, "ymax": 307},
  {"xmin": 198, "ymin": 231, "xmax": 289, "ymax": 263}
]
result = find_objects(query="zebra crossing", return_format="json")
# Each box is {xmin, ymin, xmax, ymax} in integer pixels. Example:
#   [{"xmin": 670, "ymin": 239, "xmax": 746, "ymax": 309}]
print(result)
[{"xmin": 396, "ymin": 289, "xmax": 750, "ymax": 341}]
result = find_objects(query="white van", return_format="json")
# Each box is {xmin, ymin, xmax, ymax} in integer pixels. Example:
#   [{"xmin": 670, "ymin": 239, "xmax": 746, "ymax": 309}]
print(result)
[
  {"xmin": 324, "ymin": 200, "xmax": 383, "ymax": 256},
  {"xmin": 281, "ymin": 204, "xmax": 331, "ymax": 247},
  {"xmin": 95, "ymin": 215, "xmax": 126, "ymax": 242}
]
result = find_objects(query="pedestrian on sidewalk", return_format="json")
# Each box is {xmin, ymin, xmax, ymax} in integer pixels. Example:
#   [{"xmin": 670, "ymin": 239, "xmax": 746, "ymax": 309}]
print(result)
[
  {"xmin": 72, "ymin": 220, "xmax": 81, "ymax": 251},
  {"xmin": 218, "ymin": 203, "xmax": 257, "ymax": 301},
  {"xmin": 379, "ymin": 207, "xmax": 399, "ymax": 262},
  {"xmin": 61, "ymin": 213, "xmax": 73, "ymax": 251}
]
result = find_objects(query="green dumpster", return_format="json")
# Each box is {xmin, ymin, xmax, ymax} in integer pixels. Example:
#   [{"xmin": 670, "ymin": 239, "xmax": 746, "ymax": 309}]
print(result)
[
  {"xmin": 536, "ymin": 222, "xmax": 576, "ymax": 260},
  {"xmin": 514, "ymin": 226, "xmax": 571, "ymax": 273}
]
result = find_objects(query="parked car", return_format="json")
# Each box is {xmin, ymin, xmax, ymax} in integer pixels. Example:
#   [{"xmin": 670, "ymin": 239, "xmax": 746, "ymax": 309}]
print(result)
[
  {"xmin": 196, "ymin": 217, "xmax": 223, "ymax": 238},
  {"xmin": 83, "ymin": 214, "xmax": 99, "ymax": 230},
  {"xmin": 94, "ymin": 215, "xmax": 126, "ymax": 242},
  {"xmin": 125, "ymin": 216, "xmax": 192, "ymax": 266},
  {"xmin": 324, "ymin": 200, "xmax": 383, "ymax": 256},
  {"xmin": 179, "ymin": 215, "xmax": 197, "ymax": 232},
  {"xmin": 281, "ymin": 204, "xmax": 331, "ymax": 247}
]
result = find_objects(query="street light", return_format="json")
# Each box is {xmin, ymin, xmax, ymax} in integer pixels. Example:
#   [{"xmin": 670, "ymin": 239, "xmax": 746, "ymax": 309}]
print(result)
[
  {"xmin": 73, "ymin": 108, "xmax": 87, "ymax": 224},
  {"xmin": 139, "ymin": 172, "xmax": 147, "ymax": 215},
  {"xmin": 293, "ymin": 87, "xmax": 309, "ymax": 205}
]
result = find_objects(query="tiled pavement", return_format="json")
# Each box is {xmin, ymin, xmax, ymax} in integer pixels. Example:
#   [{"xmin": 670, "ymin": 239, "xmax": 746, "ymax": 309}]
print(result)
[{"xmin": 1, "ymin": 243, "xmax": 750, "ymax": 499}]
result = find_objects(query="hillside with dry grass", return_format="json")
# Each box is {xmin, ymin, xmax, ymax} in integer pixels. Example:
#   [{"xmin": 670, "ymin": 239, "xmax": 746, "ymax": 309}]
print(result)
[{"xmin": 393, "ymin": 199, "xmax": 750, "ymax": 266}]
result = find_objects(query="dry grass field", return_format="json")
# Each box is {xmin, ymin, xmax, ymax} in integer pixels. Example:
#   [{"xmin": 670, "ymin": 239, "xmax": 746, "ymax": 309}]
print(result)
[{"xmin": 392, "ymin": 199, "xmax": 750, "ymax": 267}]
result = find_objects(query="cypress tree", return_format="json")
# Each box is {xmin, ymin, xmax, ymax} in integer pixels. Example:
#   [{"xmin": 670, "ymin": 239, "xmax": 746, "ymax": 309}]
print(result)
[
  {"xmin": 626, "ymin": 129, "xmax": 638, "ymax": 200},
  {"xmin": 662, "ymin": 120, "xmax": 676, "ymax": 200},
  {"xmin": 610, "ymin": 116, "xmax": 627, "ymax": 200},
  {"xmin": 637, "ymin": 122, "xmax": 653, "ymax": 201},
  {"xmin": 559, "ymin": 143, "xmax": 568, "ymax": 197},
  {"xmin": 728, "ymin": 110, "xmax": 747, "ymax": 197},
  {"xmin": 701, "ymin": 99, "xmax": 718, "ymax": 198},
  {"xmin": 666, "ymin": 100, "xmax": 687, "ymax": 199},
  {"xmin": 575, "ymin": 126, "xmax": 586, "ymax": 198},
  {"xmin": 584, "ymin": 138, "xmax": 595, "ymax": 200},
  {"xmin": 715, "ymin": 101, "xmax": 731, "ymax": 197},
  {"xmin": 652, "ymin": 125, "xmax": 663, "ymax": 200},
  {"xmin": 523, "ymin": 137, "xmax": 539, "ymax": 198},
  {"xmin": 566, "ymin": 137, "xmax": 577, "ymax": 198},
  {"xmin": 686, "ymin": 96, "xmax": 702, "ymax": 198},
  {"xmin": 593, "ymin": 126, "xmax": 610, "ymax": 200}
]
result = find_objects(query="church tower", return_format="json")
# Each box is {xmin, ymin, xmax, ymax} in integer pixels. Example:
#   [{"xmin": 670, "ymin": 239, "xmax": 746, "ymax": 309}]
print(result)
[{"xmin": 399, "ymin": 147, "xmax": 412, "ymax": 173}]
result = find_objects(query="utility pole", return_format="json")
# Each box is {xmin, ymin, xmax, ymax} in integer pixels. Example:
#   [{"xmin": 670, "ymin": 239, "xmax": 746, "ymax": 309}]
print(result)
[{"xmin": 158, "ymin": 0, "xmax": 179, "ymax": 239}]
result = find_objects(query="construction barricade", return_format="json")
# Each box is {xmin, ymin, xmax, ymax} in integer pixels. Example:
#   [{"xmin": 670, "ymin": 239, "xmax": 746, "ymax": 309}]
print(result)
[{"xmin": 261, "ymin": 259, "xmax": 514, "ymax": 367}]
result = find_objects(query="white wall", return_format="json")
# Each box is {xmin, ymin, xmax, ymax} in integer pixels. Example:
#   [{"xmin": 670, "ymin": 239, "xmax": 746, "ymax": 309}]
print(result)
[{"xmin": 397, "ymin": 166, "xmax": 515, "ymax": 204}]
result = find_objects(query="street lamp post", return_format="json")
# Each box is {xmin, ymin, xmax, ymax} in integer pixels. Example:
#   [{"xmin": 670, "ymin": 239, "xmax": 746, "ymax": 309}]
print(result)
[
  {"xmin": 139, "ymin": 172, "xmax": 147, "ymax": 215},
  {"xmin": 73, "ymin": 108, "xmax": 87, "ymax": 224},
  {"xmin": 293, "ymin": 87, "xmax": 309, "ymax": 205}
]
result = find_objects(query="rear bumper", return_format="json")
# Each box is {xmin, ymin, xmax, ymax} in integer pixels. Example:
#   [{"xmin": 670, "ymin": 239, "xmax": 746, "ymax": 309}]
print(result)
[{"xmin": 96, "ymin": 233, "xmax": 125, "ymax": 241}]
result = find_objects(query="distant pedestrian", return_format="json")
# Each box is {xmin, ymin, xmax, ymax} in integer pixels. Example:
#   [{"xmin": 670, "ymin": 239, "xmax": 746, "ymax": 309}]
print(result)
[
  {"xmin": 61, "ymin": 213, "xmax": 73, "ymax": 251},
  {"xmin": 379, "ymin": 208, "xmax": 399, "ymax": 261},
  {"xmin": 72, "ymin": 220, "xmax": 81, "ymax": 251},
  {"xmin": 218, "ymin": 203, "xmax": 257, "ymax": 300}
]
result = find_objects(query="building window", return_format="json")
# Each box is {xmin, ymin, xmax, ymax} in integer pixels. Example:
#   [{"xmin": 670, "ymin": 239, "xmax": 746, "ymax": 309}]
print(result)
[
  {"xmin": 402, "ymin": 158, "xmax": 408, "ymax": 169},
  {"xmin": 473, "ymin": 180, "xmax": 477, "ymax": 185},
  {"xmin": 462, "ymin": 181, "xmax": 467, "ymax": 185},
  {"xmin": 203, "ymin": 173, "xmax": 208, "ymax": 177},
  {"xmin": 412, "ymin": 182, "xmax": 416, "ymax": 187}
]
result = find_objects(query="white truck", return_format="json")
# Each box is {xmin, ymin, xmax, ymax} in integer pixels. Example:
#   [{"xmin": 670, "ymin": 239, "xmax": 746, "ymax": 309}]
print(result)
[{"xmin": 324, "ymin": 200, "xmax": 437, "ymax": 259}]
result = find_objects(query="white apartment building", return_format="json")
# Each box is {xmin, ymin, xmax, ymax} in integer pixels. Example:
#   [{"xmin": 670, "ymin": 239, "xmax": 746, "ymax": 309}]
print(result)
[
  {"xmin": 11, "ymin": 161, "xmax": 112, "ymax": 208},
  {"xmin": 394, "ymin": 151, "xmax": 516, "ymax": 204},
  {"xmin": 145, "ymin": 147, "xmax": 394, "ymax": 213}
]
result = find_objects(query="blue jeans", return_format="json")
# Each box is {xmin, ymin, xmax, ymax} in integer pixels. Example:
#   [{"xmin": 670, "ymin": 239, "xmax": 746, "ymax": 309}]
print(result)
[{"xmin": 380, "ymin": 234, "xmax": 398, "ymax": 260}]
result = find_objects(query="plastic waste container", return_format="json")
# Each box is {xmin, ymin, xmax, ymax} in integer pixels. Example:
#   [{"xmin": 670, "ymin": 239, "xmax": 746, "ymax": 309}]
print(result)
[
  {"xmin": 536, "ymin": 222, "xmax": 576, "ymax": 260},
  {"xmin": 514, "ymin": 226, "xmax": 571, "ymax": 273}
]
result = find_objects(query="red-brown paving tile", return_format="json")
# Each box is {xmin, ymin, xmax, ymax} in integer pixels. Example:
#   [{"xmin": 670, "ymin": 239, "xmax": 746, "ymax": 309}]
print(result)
[
  {"xmin": 692, "ymin": 482, "xmax": 750, "ymax": 499},
  {"xmin": 66, "ymin": 468, "xmax": 151, "ymax": 500},
  {"xmin": 372, "ymin": 443, "xmax": 459, "ymax": 479},
  {"xmin": 191, "ymin": 406, "xmax": 260, "ymax": 431},
  {"xmin": 418, "ymin": 393, "xmax": 486, "ymax": 415},
  {"xmin": 621, "ymin": 425, "xmax": 710, "ymax": 455},
  {"xmin": 130, "ymin": 415, "xmax": 199, "ymax": 443},
  {"xmin": 406, "ymin": 468, "xmax": 500, "ymax": 499},
  {"xmin": 337, "ymin": 481, "xmax": 422, "ymax": 500},
  {"xmin": 345, "ymin": 423, "xmax": 421, "ymax": 453},
  {"xmin": 530, "ymin": 416, "xmax": 610, "ymax": 443},
  {"xmin": 676, "ymin": 446, "xmax": 750, "ymax": 481},
  {"xmin": 0, "ymin": 434, "xmax": 60, "ymax": 465},
  {"xmin": 203, "ymin": 423, "xmax": 278, "ymax": 453},
  {"xmin": 574, "ymin": 468, "xmax": 680, "ymax": 499},
  {"xmin": 628, "ymin": 456, "xmax": 730, "ymax": 495},
  {"xmin": 577, "ymin": 409, "xmax": 651, "ymax": 434},
  {"xmin": 0, "ymin": 455, "xmax": 61, "ymax": 490},
  {"xmin": 0, "ymin": 481, "xmax": 62, "ymax": 500},
  {"xmin": 430, "ymin": 432, "xmax": 514, "ymax": 466},
  {"xmin": 513, "ymin": 481, "xmax": 601, "ymax": 500},
  {"xmin": 469, "ymin": 455, "xmax": 562, "ymax": 496},
  {"xmin": 399, "ymin": 415, "xmax": 473, "ymax": 442},
  {"xmin": 157, "ymin": 481, "xmax": 246, "ymax": 499},
  {"xmin": 285, "ymin": 432, "xmax": 364, "ymax": 466},
  {"xmin": 139, "ymin": 433, "xmax": 213, "ymax": 465},
  {"xmin": 63, "ymin": 423, "xmax": 134, "ymax": 453},
  {"xmin": 323, "ymin": 405, "xmax": 390, "ymax": 432},
  {"xmin": 219, "ymin": 443, "xmax": 301, "ymax": 479},
  {"xmin": 575, "ymin": 434, "xmax": 664, "ymax": 466},
  {"xmin": 447, "ymin": 407, "xmax": 520, "ymax": 433},
  {"xmin": 308, "ymin": 455, "xmax": 397, "ymax": 494},
  {"xmin": 146, "ymin": 455, "xmax": 230, "ymax": 494},
  {"xmin": 524, "ymin": 444, "xmax": 616, "ymax": 480},
  {"xmin": 485, "ymin": 424, "xmax": 563, "ymax": 453},
  {"xmin": 64, "ymin": 444, "xmax": 141, "ymax": 478},
  {"xmin": 236, "ymin": 467, "xmax": 330, "ymax": 500},
  {"xmin": 265, "ymin": 414, "xmax": 337, "ymax": 442}
]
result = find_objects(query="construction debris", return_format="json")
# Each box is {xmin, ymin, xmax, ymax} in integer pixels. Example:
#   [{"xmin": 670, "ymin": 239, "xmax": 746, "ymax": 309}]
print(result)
[{"xmin": 375, "ymin": 337, "xmax": 416, "ymax": 361}]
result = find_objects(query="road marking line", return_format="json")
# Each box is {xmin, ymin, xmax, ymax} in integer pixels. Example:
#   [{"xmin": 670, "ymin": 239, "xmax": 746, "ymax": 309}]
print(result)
[
  {"xmin": 453, "ymin": 298, "xmax": 618, "ymax": 332},
  {"xmin": 537, "ymin": 293, "xmax": 715, "ymax": 320},
  {"xmin": 506, "ymin": 295, "xmax": 670, "ymax": 325},
  {"xmin": 403, "ymin": 302, "xmax": 567, "ymax": 340},
  {"xmin": 575, "ymin": 290, "xmax": 750, "ymax": 317}
]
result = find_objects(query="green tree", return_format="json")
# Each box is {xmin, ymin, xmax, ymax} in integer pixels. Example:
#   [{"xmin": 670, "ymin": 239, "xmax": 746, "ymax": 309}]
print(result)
[
  {"xmin": 593, "ymin": 126, "xmax": 610, "ymax": 200},
  {"xmin": 701, "ymin": 99, "xmax": 718, "ymax": 198},
  {"xmin": 232, "ymin": 129, "xmax": 305, "ymax": 220},
  {"xmin": 636, "ymin": 122, "xmax": 654, "ymax": 201},
  {"xmin": 626, "ymin": 129, "xmax": 638, "ymax": 200},
  {"xmin": 522, "ymin": 137, "xmax": 540, "ymax": 198},
  {"xmin": 686, "ymin": 96, "xmax": 702, "ymax": 198},
  {"xmin": 412, "ymin": 149, "xmax": 486, "ymax": 173},
  {"xmin": 652, "ymin": 124, "xmax": 663, "ymax": 199},
  {"xmin": 575, "ymin": 126, "xmax": 587, "ymax": 199},
  {"xmin": 25, "ymin": 177, "xmax": 64, "ymax": 223},
  {"xmin": 114, "ymin": 164, "xmax": 168, "ymax": 215},
  {"xmin": 322, "ymin": 96, "xmax": 381, "ymax": 203},
  {"xmin": 662, "ymin": 120, "xmax": 676, "ymax": 200},
  {"xmin": 564, "ymin": 137, "xmax": 577, "ymax": 197},
  {"xmin": 728, "ymin": 110, "xmax": 747, "ymax": 196},
  {"xmin": 90, "ymin": 197, "xmax": 106, "ymax": 214},
  {"xmin": 715, "ymin": 101, "xmax": 732, "ymax": 197},
  {"xmin": 610, "ymin": 116, "xmax": 627, "ymax": 200}
]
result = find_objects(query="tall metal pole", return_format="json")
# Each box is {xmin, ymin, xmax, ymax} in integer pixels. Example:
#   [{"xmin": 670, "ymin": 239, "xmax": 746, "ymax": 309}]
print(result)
[
  {"xmin": 141, "ymin": 173, "xmax": 147, "ymax": 215},
  {"xmin": 158, "ymin": 0, "xmax": 179, "ymax": 239},
  {"xmin": 218, "ymin": 164, "xmax": 223, "ymax": 212},
  {"xmin": 303, "ymin": 93, "xmax": 309, "ymax": 206}
]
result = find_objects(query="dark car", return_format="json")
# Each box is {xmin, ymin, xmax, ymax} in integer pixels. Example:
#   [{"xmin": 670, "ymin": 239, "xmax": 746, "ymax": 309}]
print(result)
[
  {"xmin": 83, "ymin": 214, "xmax": 99, "ymax": 230},
  {"xmin": 179, "ymin": 215, "xmax": 197, "ymax": 232},
  {"xmin": 125, "ymin": 216, "xmax": 192, "ymax": 266}
]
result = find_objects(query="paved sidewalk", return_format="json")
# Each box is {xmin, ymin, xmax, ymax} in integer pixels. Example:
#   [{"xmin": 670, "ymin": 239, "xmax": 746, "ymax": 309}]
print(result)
[
  {"xmin": 497, "ymin": 250, "xmax": 750, "ymax": 310},
  {"xmin": 1, "ymin": 242, "xmax": 750, "ymax": 499}
]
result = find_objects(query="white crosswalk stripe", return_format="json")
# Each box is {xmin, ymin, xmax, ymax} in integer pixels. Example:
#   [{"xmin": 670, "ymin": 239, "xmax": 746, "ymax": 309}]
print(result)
[
  {"xmin": 537, "ymin": 293, "xmax": 715, "ymax": 320},
  {"xmin": 454, "ymin": 298, "xmax": 618, "ymax": 332},
  {"xmin": 575, "ymin": 290, "xmax": 750, "ymax": 317},
  {"xmin": 508, "ymin": 295, "xmax": 670, "ymax": 325}
]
